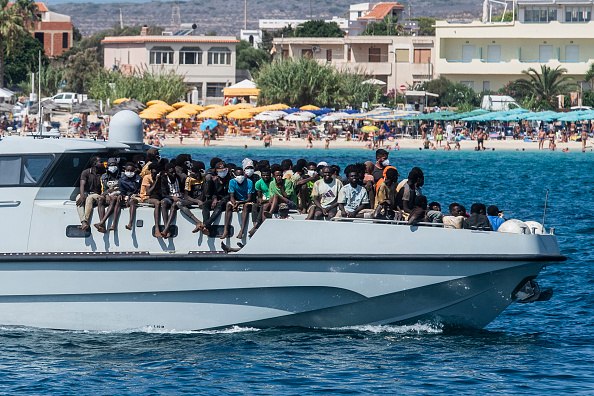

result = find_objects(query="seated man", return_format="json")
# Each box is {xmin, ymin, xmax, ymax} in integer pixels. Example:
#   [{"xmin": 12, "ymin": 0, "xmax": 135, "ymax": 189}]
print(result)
[
  {"xmin": 118, "ymin": 162, "xmax": 142, "ymax": 231},
  {"xmin": 176, "ymin": 161, "xmax": 208, "ymax": 235},
  {"xmin": 273, "ymin": 203, "xmax": 293, "ymax": 219},
  {"xmin": 463, "ymin": 203, "xmax": 493, "ymax": 231},
  {"xmin": 408, "ymin": 195, "xmax": 429, "ymax": 226},
  {"xmin": 249, "ymin": 167, "xmax": 272, "ymax": 237},
  {"xmin": 337, "ymin": 165, "xmax": 370, "ymax": 218},
  {"xmin": 487, "ymin": 205, "xmax": 505, "ymax": 231},
  {"xmin": 202, "ymin": 161, "xmax": 232, "ymax": 233},
  {"xmin": 307, "ymin": 166, "xmax": 343, "ymax": 220},
  {"xmin": 160, "ymin": 163, "xmax": 184, "ymax": 238},
  {"xmin": 374, "ymin": 167, "xmax": 399, "ymax": 220},
  {"xmin": 262, "ymin": 165, "xmax": 298, "ymax": 220},
  {"xmin": 94, "ymin": 158, "xmax": 122, "ymax": 233},
  {"xmin": 442, "ymin": 202, "xmax": 465, "ymax": 229},
  {"xmin": 395, "ymin": 167, "xmax": 424, "ymax": 217},
  {"xmin": 427, "ymin": 201, "xmax": 444, "ymax": 223},
  {"xmin": 76, "ymin": 156, "xmax": 104, "ymax": 231},
  {"xmin": 296, "ymin": 162, "xmax": 319, "ymax": 214},
  {"xmin": 221, "ymin": 167, "xmax": 255, "ymax": 240}
]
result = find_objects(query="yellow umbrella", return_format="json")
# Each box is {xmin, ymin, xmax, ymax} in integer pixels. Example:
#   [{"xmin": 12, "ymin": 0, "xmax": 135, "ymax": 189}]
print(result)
[
  {"xmin": 166, "ymin": 108, "xmax": 193, "ymax": 119},
  {"xmin": 148, "ymin": 103, "xmax": 175, "ymax": 113},
  {"xmin": 178, "ymin": 105, "xmax": 199, "ymax": 116},
  {"xmin": 234, "ymin": 103, "xmax": 253, "ymax": 109},
  {"xmin": 361, "ymin": 125, "xmax": 378, "ymax": 132},
  {"xmin": 172, "ymin": 101, "xmax": 189, "ymax": 108},
  {"xmin": 227, "ymin": 109, "xmax": 253, "ymax": 120},
  {"xmin": 184, "ymin": 104, "xmax": 205, "ymax": 112},
  {"xmin": 205, "ymin": 104, "xmax": 222, "ymax": 110},
  {"xmin": 300, "ymin": 105, "xmax": 320, "ymax": 111},
  {"xmin": 139, "ymin": 112, "xmax": 162, "ymax": 119},
  {"xmin": 113, "ymin": 98, "xmax": 130, "ymax": 104}
]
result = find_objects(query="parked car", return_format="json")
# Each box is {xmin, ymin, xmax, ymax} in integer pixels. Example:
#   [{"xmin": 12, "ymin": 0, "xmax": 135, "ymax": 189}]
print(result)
[{"xmin": 42, "ymin": 92, "xmax": 78, "ymax": 109}]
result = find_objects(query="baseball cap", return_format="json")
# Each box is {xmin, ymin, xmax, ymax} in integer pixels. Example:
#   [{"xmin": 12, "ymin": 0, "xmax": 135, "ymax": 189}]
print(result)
[{"xmin": 215, "ymin": 161, "xmax": 227, "ymax": 171}]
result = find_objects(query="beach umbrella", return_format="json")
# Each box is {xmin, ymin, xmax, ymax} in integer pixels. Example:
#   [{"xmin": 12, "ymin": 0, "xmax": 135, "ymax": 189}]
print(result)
[
  {"xmin": 166, "ymin": 108, "xmax": 193, "ymax": 119},
  {"xmin": 320, "ymin": 112, "xmax": 348, "ymax": 122},
  {"xmin": 200, "ymin": 119, "xmax": 218, "ymax": 130},
  {"xmin": 285, "ymin": 113, "xmax": 313, "ymax": 122},
  {"xmin": 204, "ymin": 104, "xmax": 222, "ymax": 110},
  {"xmin": 300, "ymin": 104, "xmax": 320, "ymax": 111},
  {"xmin": 139, "ymin": 112, "xmax": 162, "ymax": 119},
  {"xmin": 227, "ymin": 109, "xmax": 253, "ymax": 119},
  {"xmin": 361, "ymin": 125, "xmax": 379, "ymax": 132},
  {"xmin": 72, "ymin": 100, "xmax": 100, "ymax": 114},
  {"xmin": 298, "ymin": 111, "xmax": 316, "ymax": 118},
  {"xmin": 362, "ymin": 78, "xmax": 387, "ymax": 85},
  {"xmin": 113, "ymin": 98, "xmax": 130, "ymax": 104},
  {"xmin": 172, "ymin": 101, "xmax": 190, "ymax": 108},
  {"xmin": 254, "ymin": 112, "xmax": 281, "ymax": 121},
  {"xmin": 0, "ymin": 102, "xmax": 14, "ymax": 112},
  {"xmin": 146, "ymin": 100, "xmax": 168, "ymax": 106}
]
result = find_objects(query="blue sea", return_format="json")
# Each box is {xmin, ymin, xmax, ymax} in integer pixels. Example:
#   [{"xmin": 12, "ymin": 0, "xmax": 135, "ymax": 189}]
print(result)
[{"xmin": 1, "ymin": 147, "xmax": 592, "ymax": 394}]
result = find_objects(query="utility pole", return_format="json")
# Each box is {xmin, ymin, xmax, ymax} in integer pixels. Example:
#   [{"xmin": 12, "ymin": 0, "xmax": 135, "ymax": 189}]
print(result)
[
  {"xmin": 119, "ymin": 8, "xmax": 123, "ymax": 29},
  {"xmin": 310, "ymin": 0, "xmax": 312, "ymax": 20},
  {"xmin": 244, "ymin": 0, "xmax": 247, "ymax": 30}
]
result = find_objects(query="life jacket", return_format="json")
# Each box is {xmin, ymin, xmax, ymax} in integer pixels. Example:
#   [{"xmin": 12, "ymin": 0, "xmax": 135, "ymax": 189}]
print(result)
[{"xmin": 375, "ymin": 165, "xmax": 398, "ymax": 193}]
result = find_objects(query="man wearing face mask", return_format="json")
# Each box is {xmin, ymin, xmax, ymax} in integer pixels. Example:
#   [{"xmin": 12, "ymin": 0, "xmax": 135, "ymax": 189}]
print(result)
[
  {"xmin": 202, "ymin": 161, "xmax": 232, "ymax": 234},
  {"xmin": 118, "ymin": 162, "xmax": 142, "ymax": 231},
  {"xmin": 76, "ymin": 156, "xmax": 105, "ymax": 231},
  {"xmin": 221, "ymin": 167, "xmax": 255, "ymax": 240},
  {"xmin": 295, "ymin": 162, "xmax": 319, "ymax": 214},
  {"xmin": 372, "ymin": 149, "xmax": 390, "ymax": 183},
  {"xmin": 177, "ymin": 161, "xmax": 209, "ymax": 236},
  {"xmin": 94, "ymin": 158, "xmax": 122, "ymax": 233},
  {"xmin": 242, "ymin": 158, "xmax": 260, "ymax": 228}
]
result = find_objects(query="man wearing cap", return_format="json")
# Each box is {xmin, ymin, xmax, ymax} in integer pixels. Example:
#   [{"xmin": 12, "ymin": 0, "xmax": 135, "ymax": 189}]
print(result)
[
  {"xmin": 221, "ymin": 167, "xmax": 255, "ymax": 240},
  {"xmin": 94, "ymin": 158, "xmax": 122, "ymax": 233},
  {"xmin": 487, "ymin": 205, "xmax": 505, "ymax": 231},
  {"xmin": 202, "ymin": 161, "xmax": 232, "ymax": 233}
]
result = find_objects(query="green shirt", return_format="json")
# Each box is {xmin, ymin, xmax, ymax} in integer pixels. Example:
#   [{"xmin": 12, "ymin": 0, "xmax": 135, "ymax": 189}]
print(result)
[
  {"xmin": 255, "ymin": 178, "xmax": 272, "ymax": 199},
  {"xmin": 269, "ymin": 178, "xmax": 297, "ymax": 205}
]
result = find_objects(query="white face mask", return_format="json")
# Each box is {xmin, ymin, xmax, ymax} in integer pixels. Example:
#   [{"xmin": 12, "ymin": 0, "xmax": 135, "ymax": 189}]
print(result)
[
  {"xmin": 108, "ymin": 166, "xmax": 118, "ymax": 173},
  {"xmin": 382, "ymin": 159, "xmax": 390, "ymax": 167},
  {"xmin": 185, "ymin": 161, "xmax": 192, "ymax": 169},
  {"xmin": 217, "ymin": 170, "xmax": 228, "ymax": 178},
  {"xmin": 235, "ymin": 175, "xmax": 246, "ymax": 184},
  {"xmin": 244, "ymin": 168, "xmax": 255, "ymax": 177},
  {"xmin": 124, "ymin": 171, "xmax": 135, "ymax": 178},
  {"xmin": 307, "ymin": 170, "xmax": 315, "ymax": 177}
]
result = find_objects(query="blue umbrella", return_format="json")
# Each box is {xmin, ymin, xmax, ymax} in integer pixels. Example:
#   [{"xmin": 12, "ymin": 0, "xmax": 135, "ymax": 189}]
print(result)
[
  {"xmin": 200, "ymin": 119, "xmax": 218, "ymax": 130},
  {"xmin": 282, "ymin": 108, "xmax": 301, "ymax": 114}
]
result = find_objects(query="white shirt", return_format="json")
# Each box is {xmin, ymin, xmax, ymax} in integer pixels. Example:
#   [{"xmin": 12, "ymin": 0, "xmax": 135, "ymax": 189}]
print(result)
[{"xmin": 338, "ymin": 183, "xmax": 369, "ymax": 212}]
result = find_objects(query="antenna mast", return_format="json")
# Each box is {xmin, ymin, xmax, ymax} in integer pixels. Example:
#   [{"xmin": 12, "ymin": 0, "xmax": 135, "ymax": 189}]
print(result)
[
  {"xmin": 170, "ymin": 0, "xmax": 181, "ymax": 32},
  {"xmin": 120, "ymin": 8, "xmax": 124, "ymax": 29}
]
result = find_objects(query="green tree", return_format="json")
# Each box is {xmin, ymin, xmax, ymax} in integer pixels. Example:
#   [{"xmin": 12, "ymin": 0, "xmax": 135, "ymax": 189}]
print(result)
[
  {"xmin": 3, "ymin": 32, "xmax": 48, "ymax": 86},
  {"xmin": 260, "ymin": 26, "xmax": 294, "ymax": 52},
  {"xmin": 361, "ymin": 16, "xmax": 401, "ymax": 36},
  {"xmin": 512, "ymin": 65, "xmax": 577, "ymax": 109},
  {"xmin": 584, "ymin": 62, "xmax": 594, "ymax": 90},
  {"xmin": 64, "ymin": 48, "xmax": 103, "ymax": 93},
  {"xmin": 0, "ymin": 0, "xmax": 38, "ymax": 87},
  {"xmin": 410, "ymin": 17, "xmax": 437, "ymax": 36},
  {"xmin": 421, "ymin": 75, "xmax": 479, "ymax": 108},
  {"xmin": 294, "ymin": 20, "xmax": 345, "ymax": 38},
  {"xmin": 256, "ymin": 57, "xmax": 382, "ymax": 108},
  {"xmin": 236, "ymin": 40, "xmax": 271, "ymax": 76}
]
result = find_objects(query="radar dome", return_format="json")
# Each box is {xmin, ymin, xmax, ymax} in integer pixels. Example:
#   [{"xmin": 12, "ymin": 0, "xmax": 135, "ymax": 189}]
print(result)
[
  {"xmin": 498, "ymin": 219, "xmax": 531, "ymax": 234},
  {"xmin": 108, "ymin": 110, "xmax": 143, "ymax": 144}
]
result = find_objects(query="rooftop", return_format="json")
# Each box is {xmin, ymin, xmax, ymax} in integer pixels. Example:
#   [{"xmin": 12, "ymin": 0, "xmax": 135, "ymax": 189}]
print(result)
[
  {"xmin": 7, "ymin": 2, "xmax": 48, "ymax": 12},
  {"xmin": 358, "ymin": 2, "xmax": 404, "ymax": 20},
  {"xmin": 101, "ymin": 36, "xmax": 239, "ymax": 44}
]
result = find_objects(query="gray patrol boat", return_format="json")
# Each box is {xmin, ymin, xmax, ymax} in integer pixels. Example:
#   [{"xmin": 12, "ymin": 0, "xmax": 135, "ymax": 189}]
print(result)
[{"xmin": 0, "ymin": 111, "xmax": 564, "ymax": 331}]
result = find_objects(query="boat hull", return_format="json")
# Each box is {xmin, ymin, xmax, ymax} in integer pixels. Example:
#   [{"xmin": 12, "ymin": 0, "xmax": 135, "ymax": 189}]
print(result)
[{"xmin": 0, "ymin": 254, "xmax": 549, "ymax": 331}]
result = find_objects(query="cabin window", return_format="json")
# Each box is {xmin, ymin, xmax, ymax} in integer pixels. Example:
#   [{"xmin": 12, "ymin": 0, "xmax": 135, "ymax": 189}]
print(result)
[
  {"xmin": 0, "ymin": 155, "xmax": 54, "ymax": 186},
  {"xmin": 43, "ymin": 152, "xmax": 95, "ymax": 187}
]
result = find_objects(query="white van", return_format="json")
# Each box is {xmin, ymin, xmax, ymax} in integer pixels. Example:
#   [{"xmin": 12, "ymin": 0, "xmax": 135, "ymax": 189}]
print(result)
[
  {"xmin": 481, "ymin": 95, "xmax": 521, "ymax": 111},
  {"xmin": 42, "ymin": 92, "xmax": 78, "ymax": 109}
]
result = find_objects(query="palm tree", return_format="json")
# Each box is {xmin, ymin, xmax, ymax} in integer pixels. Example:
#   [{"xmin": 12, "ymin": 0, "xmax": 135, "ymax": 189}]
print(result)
[
  {"xmin": 584, "ymin": 63, "xmax": 594, "ymax": 90},
  {"xmin": 513, "ymin": 65, "xmax": 577, "ymax": 109},
  {"xmin": 0, "ymin": 0, "xmax": 38, "ymax": 88}
]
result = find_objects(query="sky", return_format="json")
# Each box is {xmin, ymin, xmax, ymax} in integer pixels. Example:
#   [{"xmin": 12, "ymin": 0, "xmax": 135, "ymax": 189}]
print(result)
[{"xmin": 49, "ymin": 0, "xmax": 163, "ymax": 4}]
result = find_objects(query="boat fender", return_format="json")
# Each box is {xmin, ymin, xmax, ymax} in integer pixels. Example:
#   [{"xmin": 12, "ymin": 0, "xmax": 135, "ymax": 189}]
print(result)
[{"xmin": 498, "ymin": 219, "xmax": 531, "ymax": 234}]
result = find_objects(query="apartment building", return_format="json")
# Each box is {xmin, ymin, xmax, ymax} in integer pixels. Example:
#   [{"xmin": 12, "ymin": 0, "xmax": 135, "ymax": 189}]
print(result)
[
  {"xmin": 273, "ymin": 35, "xmax": 435, "ymax": 92},
  {"xmin": 435, "ymin": 0, "xmax": 594, "ymax": 92},
  {"xmin": 102, "ymin": 29, "xmax": 238, "ymax": 104},
  {"xmin": 18, "ymin": 2, "xmax": 74, "ymax": 57}
]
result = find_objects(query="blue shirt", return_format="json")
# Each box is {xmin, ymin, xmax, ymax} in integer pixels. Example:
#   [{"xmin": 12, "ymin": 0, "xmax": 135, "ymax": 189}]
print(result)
[
  {"xmin": 119, "ymin": 174, "xmax": 142, "ymax": 197},
  {"xmin": 228, "ymin": 178, "xmax": 255, "ymax": 201},
  {"xmin": 487, "ymin": 215, "xmax": 505, "ymax": 231}
]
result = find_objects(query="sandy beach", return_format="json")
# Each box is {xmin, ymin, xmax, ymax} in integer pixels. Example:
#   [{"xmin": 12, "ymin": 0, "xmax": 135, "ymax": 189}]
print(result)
[{"xmin": 162, "ymin": 135, "xmax": 592, "ymax": 152}]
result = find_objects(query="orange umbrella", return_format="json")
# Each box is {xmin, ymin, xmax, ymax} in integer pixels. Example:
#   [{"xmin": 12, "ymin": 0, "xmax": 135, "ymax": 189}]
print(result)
[
  {"xmin": 146, "ymin": 100, "xmax": 168, "ymax": 106},
  {"xmin": 113, "ymin": 98, "xmax": 130, "ymax": 104},
  {"xmin": 300, "ymin": 105, "xmax": 320, "ymax": 111},
  {"xmin": 166, "ymin": 108, "xmax": 193, "ymax": 119},
  {"xmin": 205, "ymin": 104, "xmax": 222, "ymax": 110},
  {"xmin": 227, "ymin": 109, "xmax": 253, "ymax": 120},
  {"xmin": 172, "ymin": 101, "xmax": 189, "ymax": 108}
]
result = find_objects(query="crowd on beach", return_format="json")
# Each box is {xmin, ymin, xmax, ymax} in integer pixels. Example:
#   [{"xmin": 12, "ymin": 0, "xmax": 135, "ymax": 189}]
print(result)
[{"xmin": 74, "ymin": 147, "xmax": 507, "ymax": 246}]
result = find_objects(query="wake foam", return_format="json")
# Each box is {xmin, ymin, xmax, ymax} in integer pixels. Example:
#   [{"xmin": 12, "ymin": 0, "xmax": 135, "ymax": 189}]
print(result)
[{"xmin": 328, "ymin": 323, "xmax": 444, "ymax": 334}]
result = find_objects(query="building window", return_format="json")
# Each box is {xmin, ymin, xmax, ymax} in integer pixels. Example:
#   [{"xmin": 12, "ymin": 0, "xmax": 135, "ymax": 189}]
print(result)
[
  {"xmin": 326, "ymin": 49, "xmax": 332, "ymax": 62},
  {"xmin": 414, "ymin": 49, "xmax": 431, "ymax": 63},
  {"xmin": 483, "ymin": 81, "xmax": 490, "ymax": 92},
  {"xmin": 301, "ymin": 49, "xmax": 313, "ymax": 58},
  {"xmin": 462, "ymin": 45, "xmax": 475, "ymax": 62},
  {"xmin": 34, "ymin": 32, "xmax": 44, "ymax": 45},
  {"xmin": 347, "ymin": 47, "xmax": 351, "ymax": 62},
  {"xmin": 369, "ymin": 47, "xmax": 381, "ymax": 62},
  {"xmin": 460, "ymin": 81, "xmax": 474, "ymax": 90},
  {"xmin": 566, "ymin": 6, "xmax": 591, "ymax": 22},
  {"xmin": 539, "ymin": 45, "xmax": 553, "ymax": 62},
  {"xmin": 180, "ymin": 47, "xmax": 202, "ymax": 65},
  {"xmin": 62, "ymin": 33, "xmax": 69, "ymax": 49},
  {"xmin": 524, "ymin": 6, "xmax": 557, "ymax": 22},
  {"xmin": 565, "ymin": 45, "xmax": 579, "ymax": 62},
  {"xmin": 206, "ymin": 82, "xmax": 226, "ymax": 97},
  {"xmin": 150, "ymin": 47, "xmax": 174, "ymax": 64},
  {"xmin": 207, "ymin": 47, "xmax": 231, "ymax": 65},
  {"xmin": 395, "ymin": 49, "xmax": 409, "ymax": 62},
  {"xmin": 487, "ymin": 45, "xmax": 501, "ymax": 62}
]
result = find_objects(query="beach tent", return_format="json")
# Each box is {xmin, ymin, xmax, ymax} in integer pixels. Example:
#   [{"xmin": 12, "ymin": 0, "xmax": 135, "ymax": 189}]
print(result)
[{"xmin": 223, "ymin": 79, "xmax": 260, "ymax": 97}]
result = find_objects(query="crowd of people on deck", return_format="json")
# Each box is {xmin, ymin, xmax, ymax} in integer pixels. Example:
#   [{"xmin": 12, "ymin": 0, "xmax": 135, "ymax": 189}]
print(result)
[{"xmin": 75, "ymin": 148, "xmax": 507, "ymax": 241}]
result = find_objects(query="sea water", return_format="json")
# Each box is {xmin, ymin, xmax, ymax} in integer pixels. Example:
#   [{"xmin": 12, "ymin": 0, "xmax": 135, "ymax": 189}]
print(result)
[{"xmin": 0, "ymin": 147, "xmax": 592, "ymax": 394}]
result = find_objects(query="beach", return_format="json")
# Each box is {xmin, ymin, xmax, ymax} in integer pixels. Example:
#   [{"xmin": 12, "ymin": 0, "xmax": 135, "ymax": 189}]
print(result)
[{"xmin": 162, "ymin": 134, "xmax": 592, "ymax": 152}]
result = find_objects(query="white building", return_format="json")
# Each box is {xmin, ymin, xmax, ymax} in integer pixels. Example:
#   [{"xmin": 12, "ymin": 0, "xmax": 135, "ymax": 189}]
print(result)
[
  {"xmin": 435, "ymin": 0, "xmax": 594, "ymax": 92},
  {"xmin": 273, "ymin": 35, "xmax": 435, "ymax": 92},
  {"xmin": 102, "ymin": 28, "xmax": 238, "ymax": 104}
]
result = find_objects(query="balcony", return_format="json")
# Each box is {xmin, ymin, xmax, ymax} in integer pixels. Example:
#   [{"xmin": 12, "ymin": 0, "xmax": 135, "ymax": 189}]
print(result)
[
  {"xmin": 437, "ymin": 58, "xmax": 592, "ymax": 75},
  {"xmin": 333, "ymin": 61, "xmax": 392, "ymax": 75}
]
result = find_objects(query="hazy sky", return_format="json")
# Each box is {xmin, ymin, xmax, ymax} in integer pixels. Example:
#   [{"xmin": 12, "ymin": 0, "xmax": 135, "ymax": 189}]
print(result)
[{"xmin": 49, "ymin": 0, "xmax": 161, "ymax": 4}]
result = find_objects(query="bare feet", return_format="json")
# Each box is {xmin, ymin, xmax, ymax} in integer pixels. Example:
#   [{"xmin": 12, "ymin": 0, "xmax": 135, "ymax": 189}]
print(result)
[
  {"xmin": 94, "ymin": 223, "xmax": 107, "ymax": 233},
  {"xmin": 192, "ymin": 224, "xmax": 201, "ymax": 233},
  {"xmin": 248, "ymin": 226, "xmax": 258, "ymax": 238},
  {"xmin": 219, "ymin": 232, "xmax": 229, "ymax": 240},
  {"xmin": 236, "ymin": 231, "xmax": 245, "ymax": 239},
  {"xmin": 78, "ymin": 222, "xmax": 89, "ymax": 231},
  {"xmin": 108, "ymin": 225, "xmax": 117, "ymax": 231},
  {"xmin": 155, "ymin": 230, "xmax": 163, "ymax": 238},
  {"xmin": 125, "ymin": 224, "xmax": 132, "ymax": 230}
]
